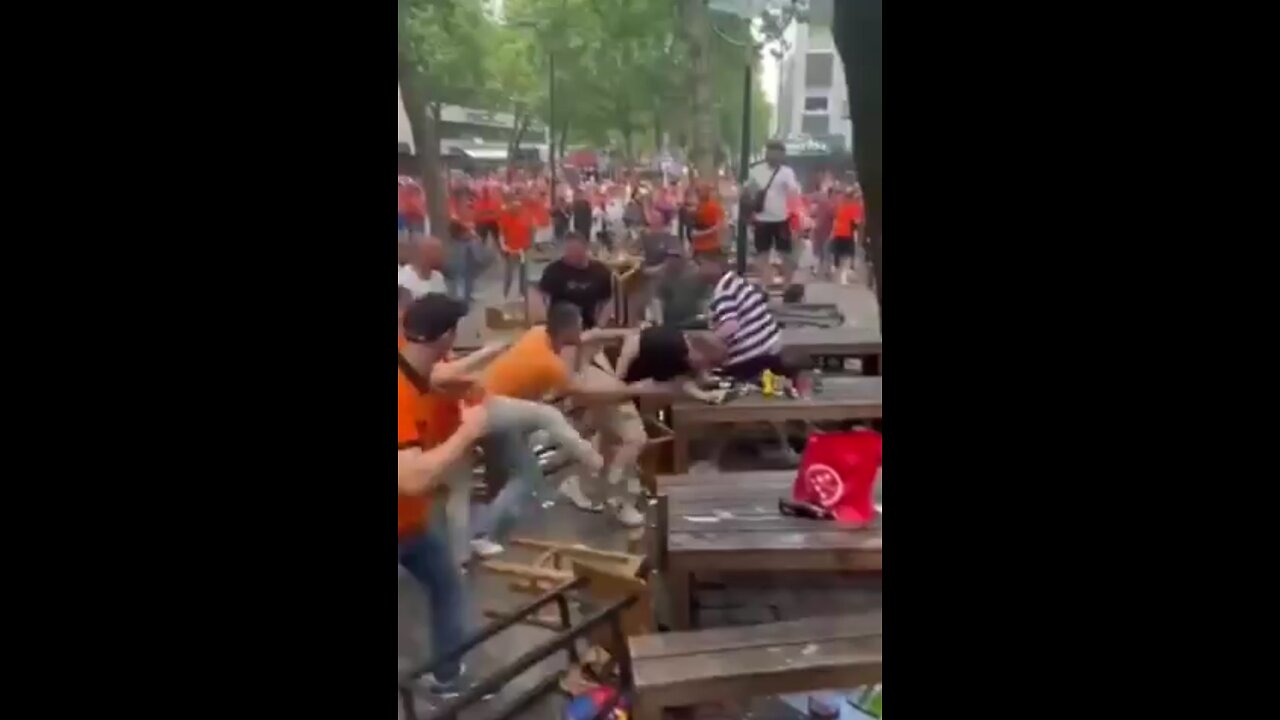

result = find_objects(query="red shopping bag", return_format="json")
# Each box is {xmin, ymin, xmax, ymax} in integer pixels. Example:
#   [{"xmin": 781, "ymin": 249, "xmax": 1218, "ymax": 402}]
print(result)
[{"xmin": 793, "ymin": 430, "xmax": 882, "ymax": 525}]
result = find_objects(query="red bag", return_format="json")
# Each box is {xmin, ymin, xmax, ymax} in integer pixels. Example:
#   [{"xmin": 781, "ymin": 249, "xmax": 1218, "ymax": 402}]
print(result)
[{"xmin": 792, "ymin": 430, "xmax": 882, "ymax": 525}]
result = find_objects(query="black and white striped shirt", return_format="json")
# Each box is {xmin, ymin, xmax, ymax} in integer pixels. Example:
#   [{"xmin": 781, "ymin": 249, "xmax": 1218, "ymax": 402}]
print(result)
[{"xmin": 709, "ymin": 271, "xmax": 781, "ymax": 367}]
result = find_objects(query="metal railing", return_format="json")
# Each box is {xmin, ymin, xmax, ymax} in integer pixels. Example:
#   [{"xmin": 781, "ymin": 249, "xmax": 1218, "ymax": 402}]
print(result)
[{"xmin": 399, "ymin": 576, "xmax": 639, "ymax": 720}]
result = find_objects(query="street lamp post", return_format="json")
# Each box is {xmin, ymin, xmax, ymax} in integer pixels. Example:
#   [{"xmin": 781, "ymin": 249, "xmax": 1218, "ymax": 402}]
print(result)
[
  {"xmin": 735, "ymin": 60, "xmax": 753, "ymax": 276},
  {"xmin": 548, "ymin": 50, "xmax": 556, "ymax": 203}
]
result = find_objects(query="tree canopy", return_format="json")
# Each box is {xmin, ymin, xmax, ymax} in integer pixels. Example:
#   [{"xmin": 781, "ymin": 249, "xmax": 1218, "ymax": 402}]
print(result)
[{"xmin": 397, "ymin": 0, "xmax": 782, "ymax": 175}]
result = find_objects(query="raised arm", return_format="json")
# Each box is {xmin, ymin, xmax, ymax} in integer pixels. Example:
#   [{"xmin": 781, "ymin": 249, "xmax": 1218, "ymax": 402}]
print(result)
[{"xmin": 430, "ymin": 341, "xmax": 509, "ymax": 390}]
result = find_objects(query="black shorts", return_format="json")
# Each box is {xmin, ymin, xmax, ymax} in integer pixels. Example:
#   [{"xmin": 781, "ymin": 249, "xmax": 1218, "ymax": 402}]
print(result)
[
  {"xmin": 753, "ymin": 220, "xmax": 792, "ymax": 254},
  {"xmin": 722, "ymin": 352, "xmax": 788, "ymax": 382},
  {"xmin": 832, "ymin": 236, "xmax": 856, "ymax": 260}
]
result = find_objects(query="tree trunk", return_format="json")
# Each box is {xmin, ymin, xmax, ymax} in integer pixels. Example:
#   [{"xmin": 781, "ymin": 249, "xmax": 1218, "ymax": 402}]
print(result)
[
  {"xmin": 681, "ymin": 0, "xmax": 715, "ymax": 179},
  {"xmin": 834, "ymin": 0, "xmax": 883, "ymax": 314},
  {"xmin": 397, "ymin": 48, "xmax": 448, "ymax": 236},
  {"xmin": 507, "ymin": 110, "xmax": 530, "ymax": 180}
]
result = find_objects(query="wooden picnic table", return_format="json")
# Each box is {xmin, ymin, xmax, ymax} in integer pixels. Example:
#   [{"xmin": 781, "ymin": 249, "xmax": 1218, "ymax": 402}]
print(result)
[
  {"xmin": 660, "ymin": 471, "xmax": 882, "ymax": 630},
  {"xmin": 668, "ymin": 376, "xmax": 882, "ymax": 472},
  {"xmin": 780, "ymin": 326, "xmax": 882, "ymax": 374}
]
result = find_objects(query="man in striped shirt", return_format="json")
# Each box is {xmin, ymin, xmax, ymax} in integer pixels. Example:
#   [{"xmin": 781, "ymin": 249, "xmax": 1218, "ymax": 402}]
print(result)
[{"xmin": 696, "ymin": 252, "xmax": 787, "ymax": 380}]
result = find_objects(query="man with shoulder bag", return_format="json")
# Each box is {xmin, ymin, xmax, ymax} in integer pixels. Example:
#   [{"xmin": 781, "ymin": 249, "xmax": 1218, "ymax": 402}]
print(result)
[{"xmin": 744, "ymin": 140, "xmax": 802, "ymax": 288}]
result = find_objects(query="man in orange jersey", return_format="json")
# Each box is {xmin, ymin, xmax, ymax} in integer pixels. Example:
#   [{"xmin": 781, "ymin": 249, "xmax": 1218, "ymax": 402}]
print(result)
[
  {"xmin": 469, "ymin": 302, "xmax": 673, "ymax": 556},
  {"xmin": 396, "ymin": 294, "xmax": 489, "ymax": 695},
  {"xmin": 831, "ymin": 185, "xmax": 864, "ymax": 286},
  {"xmin": 689, "ymin": 183, "xmax": 726, "ymax": 257},
  {"xmin": 499, "ymin": 189, "xmax": 532, "ymax": 299}
]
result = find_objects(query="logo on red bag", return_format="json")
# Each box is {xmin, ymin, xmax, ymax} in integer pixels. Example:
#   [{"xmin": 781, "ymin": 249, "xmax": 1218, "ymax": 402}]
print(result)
[{"xmin": 805, "ymin": 463, "xmax": 845, "ymax": 508}]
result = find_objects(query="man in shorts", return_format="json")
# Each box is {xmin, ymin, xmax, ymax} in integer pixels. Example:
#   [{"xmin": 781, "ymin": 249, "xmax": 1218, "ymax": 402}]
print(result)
[
  {"xmin": 745, "ymin": 140, "xmax": 802, "ymax": 287},
  {"xmin": 558, "ymin": 325, "xmax": 727, "ymax": 526}
]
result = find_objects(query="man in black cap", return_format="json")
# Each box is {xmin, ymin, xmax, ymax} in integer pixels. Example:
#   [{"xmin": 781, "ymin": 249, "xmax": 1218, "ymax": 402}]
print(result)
[
  {"xmin": 397, "ymin": 292, "xmax": 491, "ymax": 695},
  {"xmin": 400, "ymin": 292, "xmax": 508, "ymax": 393}
]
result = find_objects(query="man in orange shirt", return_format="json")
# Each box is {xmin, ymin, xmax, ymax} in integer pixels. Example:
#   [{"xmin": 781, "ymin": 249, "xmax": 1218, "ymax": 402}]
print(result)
[
  {"xmin": 397, "ymin": 294, "xmax": 489, "ymax": 694},
  {"xmin": 831, "ymin": 185, "xmax": 863, "ymax": 286},
  {"xmin": 499, "ymin": 190, "xmax": 532, "ymax": 299},
  {"xmin": 689, "ymin": 183, "xmax": 725, "ymax": 256},
  {"xmin": 469, "ymin": 302, "xmax": 670, "ymax": 555}
]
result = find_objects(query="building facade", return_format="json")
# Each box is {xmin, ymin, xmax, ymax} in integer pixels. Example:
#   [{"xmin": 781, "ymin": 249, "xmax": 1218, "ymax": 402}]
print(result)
[{"xmin": 774, "ymin": 0, "xmax": 851, "ymax": 153}]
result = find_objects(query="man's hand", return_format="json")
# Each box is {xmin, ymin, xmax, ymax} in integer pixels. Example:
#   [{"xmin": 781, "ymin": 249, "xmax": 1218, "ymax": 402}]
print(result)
[
  {"xmin": 701, "ymin": 388, "xmax": 728, "ymax": 405},
  {"xmin": 685, "ymin": 384, "xmax": 726, "ymax": 405}
]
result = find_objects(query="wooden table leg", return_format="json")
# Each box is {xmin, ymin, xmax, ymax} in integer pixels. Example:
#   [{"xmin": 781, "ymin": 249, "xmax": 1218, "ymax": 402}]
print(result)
[
  {"xmin": 672, "ymin": 434, "xmax": 689, "ymax": 474},
  {"xmin": 667, "ymin": 568, "xmax": 693, "ymax": 630}
]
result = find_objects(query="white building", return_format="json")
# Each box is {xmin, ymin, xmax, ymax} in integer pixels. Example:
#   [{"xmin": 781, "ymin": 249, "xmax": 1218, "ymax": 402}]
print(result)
[{"xmin": 774, "ymin": 0, "xmax": 850, "ymax": 152}]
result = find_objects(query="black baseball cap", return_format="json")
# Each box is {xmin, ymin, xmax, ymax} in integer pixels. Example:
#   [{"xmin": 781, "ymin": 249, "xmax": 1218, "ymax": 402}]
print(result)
[{"xmin": 402, "ymin": 293, "xmax": 467, "ymax": 343}]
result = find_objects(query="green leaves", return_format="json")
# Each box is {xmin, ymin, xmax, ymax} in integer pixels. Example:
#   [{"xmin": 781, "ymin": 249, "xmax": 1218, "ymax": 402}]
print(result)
[
  {"xmin": 396, "ymin": 0, "xmax": 777, "ymax": 168},
  {"xmin": 400, "ymin": 0, "xmax": 489, "ymax": 108}
]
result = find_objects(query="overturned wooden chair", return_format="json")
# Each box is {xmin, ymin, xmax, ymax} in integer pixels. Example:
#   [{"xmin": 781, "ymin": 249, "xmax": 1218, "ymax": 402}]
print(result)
[{"xmin": 478, "ymin": 539, "xmax": 647, "ymax": 629}]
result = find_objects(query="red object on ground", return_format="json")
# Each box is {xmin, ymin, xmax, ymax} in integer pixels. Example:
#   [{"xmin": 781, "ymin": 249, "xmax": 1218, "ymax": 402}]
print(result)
[{"xmin": 792, "ymin": 430, "xmax": 882, "ymax": 524}]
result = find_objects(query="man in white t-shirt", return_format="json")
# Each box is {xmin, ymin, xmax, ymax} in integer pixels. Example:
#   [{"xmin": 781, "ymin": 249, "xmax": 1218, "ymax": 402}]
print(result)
[
  {"xmin": 397, "ymin": 236, "xmax": 448, "ymax": 298},
  {"xmin": 745, "ymin": 140, "xmax": 801, "ymax": 287}
]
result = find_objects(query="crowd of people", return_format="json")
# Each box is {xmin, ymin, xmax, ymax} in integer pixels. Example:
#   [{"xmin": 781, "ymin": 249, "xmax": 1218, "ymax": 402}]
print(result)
[
  {"xmin": 395, "ymin": 140, "xmax": 867, "ymax": 696},
  {"xmin": 396, "ymin": 142, "xmax": 869, "ymax": 311}
]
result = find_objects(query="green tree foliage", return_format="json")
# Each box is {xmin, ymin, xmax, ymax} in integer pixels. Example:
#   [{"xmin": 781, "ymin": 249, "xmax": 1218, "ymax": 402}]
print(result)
[
  {"xmin": 397, "ymin": 0, "xmax": 783, "ymax": 188},
  {"xmin": 398, "ymin": 0, "xmax": 491, "ymax": 226}
]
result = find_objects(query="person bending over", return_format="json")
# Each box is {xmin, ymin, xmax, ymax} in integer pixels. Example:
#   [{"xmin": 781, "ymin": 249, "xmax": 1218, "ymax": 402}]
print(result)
[{"xmin": 694, "ymin": 251, "xmax": 785, "ymax": 381}]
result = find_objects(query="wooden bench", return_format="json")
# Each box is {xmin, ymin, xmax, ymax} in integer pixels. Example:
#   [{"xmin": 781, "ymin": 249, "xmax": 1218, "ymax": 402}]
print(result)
[
  {"xmin": 668, "ymin": 377, "xmax": 882, "ymax": 472},
  {"xmin": 628, "ymin": 612, "xmax": 883, "ymax": 720},
  {"xmin": 659, "ymin": 471, "xmax": 882, "ymax": 629}
]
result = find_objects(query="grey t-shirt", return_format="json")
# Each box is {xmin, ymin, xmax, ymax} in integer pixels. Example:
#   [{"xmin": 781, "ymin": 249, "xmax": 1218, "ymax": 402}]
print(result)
[
  {"xmin": 640, "ymin": 230, "xmax": 679, "ymax": 268},
  {"xmin": 657, "ymin": 266, "xmax": 710, "ymax": 327}
]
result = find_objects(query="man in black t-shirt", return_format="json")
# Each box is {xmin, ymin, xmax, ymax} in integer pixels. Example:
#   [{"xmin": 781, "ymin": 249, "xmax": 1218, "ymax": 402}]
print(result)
[
  {"xmin": 614, "ymin": 325, "xmax": 727, "ymax": 403},
  {"xmin": 538, "ymin": 231, "xmax": 613, "ymax": 329}
]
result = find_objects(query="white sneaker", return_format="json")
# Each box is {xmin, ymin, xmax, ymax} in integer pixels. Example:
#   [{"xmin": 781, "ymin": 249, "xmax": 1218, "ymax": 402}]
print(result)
[
  {"xmin": 607, "ymin": 498, "xmax": 646, "ymax": 528},
  {"xmin": 470, "ymin": 537, "xmax": 505, "ymax": 558},
  {"xmin": 558, "ymin": 475, "xmax": 604, "ymax": 512}
]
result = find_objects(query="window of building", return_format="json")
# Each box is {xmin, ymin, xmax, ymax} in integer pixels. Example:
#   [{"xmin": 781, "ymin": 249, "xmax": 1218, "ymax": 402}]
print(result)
[
  {"xmin": 803, "ymin": 96, "xmax": 828, "ymax": 113},
  {"xmin": 805, "ymin": 53, "xmax": 834, "ymax": 88},
  {"xmin": 801, "ymin": 114, "xmax": 829, "ymax": 136},
  {"xmin": 808, "ymin": 26, "xmax": 833, "ymax": 50}
]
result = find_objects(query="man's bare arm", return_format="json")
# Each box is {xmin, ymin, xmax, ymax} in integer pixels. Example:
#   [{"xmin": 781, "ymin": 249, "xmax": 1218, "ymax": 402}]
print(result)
[
  {"xmin": 397, "ymin": 424, "xmax": 482, "ymax": 496},
  {"xmin": 592, "ymin": 299, "xmax": 612, "ymax": 330},
  {"xmin": 398, "ymin": 402, "xmax": 488, "ymax": 495},
  {"xmin": 612, "ymin": 331, "xmax": 642, "ymax": 381},
  {"xmin": 563, "ymin": 377, "xmax": 683, "ymax": 404},
  {"xmin": 429, "ymin": 341, "xmax": 508, "ymax": 390},
  {"xmin": 681, "ymin": 379, "xmax": 726, "ymax": 404}
]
